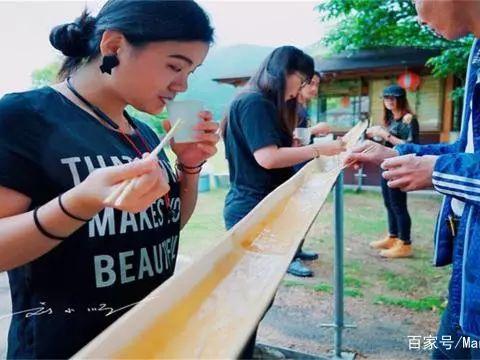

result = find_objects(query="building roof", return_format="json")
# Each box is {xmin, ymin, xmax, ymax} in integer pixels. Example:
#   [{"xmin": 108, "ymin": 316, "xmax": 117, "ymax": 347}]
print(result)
[
  {"xmin": 212, "ymin": 47, "xmax": 441, "ymax": 86},
  {"xmin": 315, "ymin": 47, "xmax": 441, "ymax": 73},
  {"xmin": 211, "ymin": 74, "xmax": 251, "ymax": 86}
]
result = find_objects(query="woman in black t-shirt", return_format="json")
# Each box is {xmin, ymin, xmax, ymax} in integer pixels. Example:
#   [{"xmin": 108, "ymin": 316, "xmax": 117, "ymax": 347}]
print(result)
[
  {"xmin": 366, "ymin": 84, "xmax": 420, "ymax": 259},
  {"xmin": 223, "ymin": 46, "xmax": 345, "ymax": 231},
  {"xmin": 222, "ymin": 46, "xmax": 346, "ymax": 358},
  {"xmin": 0, "ymin": 1, "xmax": 219, "ymax": 358}
]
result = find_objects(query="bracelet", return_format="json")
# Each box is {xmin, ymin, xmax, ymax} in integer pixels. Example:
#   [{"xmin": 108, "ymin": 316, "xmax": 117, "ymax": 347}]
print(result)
[
  {"xmin": 176, "ymin": 163, "xmax": 202, "ymax": 174},
  {"xmin": 312, "ymin": 148, "xmax": 320, "ymax": 159},
  {"xmin": 176, "ymin": 161, "xmax": 205, "ymax": 174},
  {"xmin": 179, "ymin": 161, "xmax": 206, "ymax": 169},
  {"xmin": 58, "ymin": 194, "xmax": 91, "ymax": 222},
  {"xmin": 33, "ymin": 207, "xmax": 68, "ymax": 241}
]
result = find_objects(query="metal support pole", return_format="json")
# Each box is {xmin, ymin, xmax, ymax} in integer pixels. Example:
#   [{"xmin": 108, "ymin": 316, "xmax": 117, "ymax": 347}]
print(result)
[
  {"xmin": 333, "ymin": 171, "xmax": 344, "ymax": 358},
  {"xmin": 354, "ymin": 117, "xmax": 369, "ymax": 194},
  {"xmin": 321, "ymin": 171, "xmax": 355, "ymax": 360},
  {"xmin": 264, "ymin": 170, "xmax": 354, "ymax": 360},
  {"xmin": 354, "ymin": 166, "xmax": 366, "ymax": 193}
]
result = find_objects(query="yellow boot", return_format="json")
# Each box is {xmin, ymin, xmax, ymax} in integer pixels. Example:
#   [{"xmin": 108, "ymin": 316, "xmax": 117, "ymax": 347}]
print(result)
[
  {"xmin": 369, "ymin": 235, "xmax": 398, "ymax": 250},
  {"xmin": 380, "ymin": 239, "xmax": 412, "ymax": 258}
]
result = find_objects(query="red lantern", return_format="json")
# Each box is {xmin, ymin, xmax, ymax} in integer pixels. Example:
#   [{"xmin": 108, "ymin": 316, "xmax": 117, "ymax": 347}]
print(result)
[
  {"xmin": 397, "ymin": 71, "xmax": 421, "ymax": 92},
  {"xmin": 340, "ymin": 96, "xmax": 350, "ymax": 108}
]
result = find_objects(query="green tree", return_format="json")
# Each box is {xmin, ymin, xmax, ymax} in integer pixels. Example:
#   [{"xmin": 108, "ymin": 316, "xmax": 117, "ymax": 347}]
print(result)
[
  {"xmin": 31, "ymin": 62, "xmax": 167, "ymax": 135},
  {"xmin": 317, "ymin": 0, "xmax": 473, "ymax": 88},
  {"xmin": 126, "ymin": 106, "xmax": 167, "ymax": 135},
  {"xmin": 31, "ymin": 62, "xmax": 60, "ymax": 88}
]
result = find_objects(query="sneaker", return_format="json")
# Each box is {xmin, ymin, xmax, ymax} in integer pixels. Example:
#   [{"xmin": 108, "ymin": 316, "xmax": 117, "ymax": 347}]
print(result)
[
  {"xmin": 380, "ymin": 239, "xmax": 413, "ymax": 258},
  {"xmin": 296, "ymin": 249, "xmax": 319, "ymax": 261},
  {"xmin": 369, "ymin": 235, "xmax": 398, "ymax": 250},
  {"xmin": 287, "ymin": 259, "xmax": 313, "ymax": 277}
]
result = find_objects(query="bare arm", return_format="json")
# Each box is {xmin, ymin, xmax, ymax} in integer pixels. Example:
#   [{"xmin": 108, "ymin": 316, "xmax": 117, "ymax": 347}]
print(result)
[
  {"xmin": 385, "ymin": 134, "xmax": 405, "ymax": 146},
  {"xmin": 0, "ymin": 186, "xmax": 103, "ymax": 271},
  {"xmin": 0, "ymin": 158, "xmax": 168, "ymax": 271},
  {"xmin": 367, "ymin": 115, "xmax": 419, "ymax": 146},
  {"xmin": 253, "ymin": 140, "xmax": 345, "ymax": 170},
  {"xmin": 178, "ymin": 171, "xmax": 199, "ymax": 229}
]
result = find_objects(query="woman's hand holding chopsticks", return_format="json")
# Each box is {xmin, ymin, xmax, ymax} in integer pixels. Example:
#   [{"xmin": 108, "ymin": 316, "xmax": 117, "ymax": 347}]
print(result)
[
  {"xmin": 76, "ymin": 157, "xmax": 170, "ymax": 213},
  {"xmin": 90, "ymin": 109, "xmax": 219, "ymax": 214},
  {"xmin": 343, "ymin": 140, "xmax": 399, "ymax": 169}
]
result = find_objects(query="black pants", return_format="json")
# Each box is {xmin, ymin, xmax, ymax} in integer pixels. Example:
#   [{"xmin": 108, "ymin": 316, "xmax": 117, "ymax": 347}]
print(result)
[{"xmin": 381, "ymin": 178, "xmax": 411, "ymax": 244}]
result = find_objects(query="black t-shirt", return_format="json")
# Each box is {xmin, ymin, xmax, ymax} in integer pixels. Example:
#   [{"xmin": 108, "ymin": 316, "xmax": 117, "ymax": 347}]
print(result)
[
  {"xmin": 297, "ymin": 104, "xmax": 309, "ymax": 128},
  {"xmin": 293, "ymin": 105, "xmax": 311, "ymax": 172},
  {"xmin": 0, "ymin": 87, "xmax": 181, "ymax": 359},
  {"xmin": 223, "ymin": 91, "xmax": 293, "ymax": 228}
]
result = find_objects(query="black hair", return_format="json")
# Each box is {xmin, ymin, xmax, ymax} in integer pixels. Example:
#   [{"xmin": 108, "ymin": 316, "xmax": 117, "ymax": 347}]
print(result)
[
  {"xmin": 50, "ymin": 0, "xmax": 214, "ymax": 79},
  {"xmin": 382, "ymin": 95, "xmax": 414, "ymax": 126},
  {"xmin": 245, "ymin": 46, "xmax": 314, "ymax": 134}
]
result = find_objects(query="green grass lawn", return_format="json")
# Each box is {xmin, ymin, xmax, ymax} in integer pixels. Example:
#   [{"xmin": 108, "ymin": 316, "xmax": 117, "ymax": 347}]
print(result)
[
  {"xmin": 166, "ymin": 141, "xmax": 229, "ymax": 259},
  {"xmin": 179, "ymin": 188, "xmax": 228, "ymax": 259},
  {"xmin": 307, "ymin": 189, "xmax": 450, "ymax": 313}
]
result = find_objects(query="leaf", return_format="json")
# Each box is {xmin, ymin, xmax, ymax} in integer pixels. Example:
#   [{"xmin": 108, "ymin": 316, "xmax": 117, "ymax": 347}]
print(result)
[{"xmin": 317, "ymin": 0, "xmax": 473, "ymax": 89}]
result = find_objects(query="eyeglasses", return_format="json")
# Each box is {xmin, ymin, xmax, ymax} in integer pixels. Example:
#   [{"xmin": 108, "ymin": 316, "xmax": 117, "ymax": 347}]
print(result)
[{"xmin": 293, "ymin": 72, "xmax": 309, "ymax": 88}]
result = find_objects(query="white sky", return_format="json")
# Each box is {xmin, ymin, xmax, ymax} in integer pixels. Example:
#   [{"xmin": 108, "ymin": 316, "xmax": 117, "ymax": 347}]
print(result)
[{"xmin": 0, "ymin": 0, "xmax": 329, "ymax": 96}]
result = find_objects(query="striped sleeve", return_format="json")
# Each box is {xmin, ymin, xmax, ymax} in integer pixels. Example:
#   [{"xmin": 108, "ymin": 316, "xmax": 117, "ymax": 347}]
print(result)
[{"xmin": 432, "ymin": 153, "xmax": 480, "ymax": 206}]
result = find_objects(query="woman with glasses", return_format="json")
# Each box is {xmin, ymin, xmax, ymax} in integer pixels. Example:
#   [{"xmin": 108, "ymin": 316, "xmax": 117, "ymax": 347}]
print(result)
[
  {"xmin": 288, "ymin": 70, "xmax": 332, "ymax": 278},
  {"xmin": 223, "ymin": 46, "xmax": 345, "ymax": 231},
  {"xmin": 366, "ymin": 84, "xmax": 419, "ymax": 258},
  {"xmin": 221, "ymin": 45, "xmax": 345, "ymax": 357}
]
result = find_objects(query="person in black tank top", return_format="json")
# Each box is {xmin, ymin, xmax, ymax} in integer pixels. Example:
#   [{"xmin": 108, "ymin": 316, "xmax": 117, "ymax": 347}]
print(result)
[
  {"xmin": 0, "ymin": 1, "xmax": 220, "ymax": 358},
  {"xmin": 366, "ymin": 85, "xmax": 419, "ymax": 258}
]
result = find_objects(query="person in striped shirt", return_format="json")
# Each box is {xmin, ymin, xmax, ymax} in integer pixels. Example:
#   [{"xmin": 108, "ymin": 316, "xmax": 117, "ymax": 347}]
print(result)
[{"xmin": 345, "ymin": 0, "xmax": 480, "ymax": 358}]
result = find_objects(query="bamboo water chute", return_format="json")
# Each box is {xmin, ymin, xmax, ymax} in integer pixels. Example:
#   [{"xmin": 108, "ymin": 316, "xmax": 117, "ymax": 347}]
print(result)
[{"xmin": 74, "ymin": 120, "xmax": 368, "ymax": 359}]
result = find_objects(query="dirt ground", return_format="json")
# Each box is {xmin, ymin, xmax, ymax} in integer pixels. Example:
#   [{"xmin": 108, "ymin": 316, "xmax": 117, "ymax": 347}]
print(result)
[{"xmin": 258, "ymin": 275, "xmax": 438, "ymax": 360}]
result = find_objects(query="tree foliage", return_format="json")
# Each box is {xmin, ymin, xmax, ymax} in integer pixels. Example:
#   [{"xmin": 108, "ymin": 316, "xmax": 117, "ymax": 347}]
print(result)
[
  {"xmin": 317, "ymin": 0, "xmax": 473, "ymax": 83},
  {"xmin": 31, "ymin": 62, "xmax": 60, "ymax": 89},
  {"xmin": 126, "ymin": 106, "xmax": 167, "ymax": 135}
]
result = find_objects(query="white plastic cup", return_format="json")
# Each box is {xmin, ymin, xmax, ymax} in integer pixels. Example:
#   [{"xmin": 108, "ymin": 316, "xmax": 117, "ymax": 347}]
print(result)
[
  {"xmin": 313, "ymin": 133, "xmax": 334, "ymax": 145},
  {"xmin": 293, "ymin": 127, "xmax": 311, "ymax": 146},
  {"xmin": 166, "ymin": 100, "xmax": 204, "ymax": 143}
]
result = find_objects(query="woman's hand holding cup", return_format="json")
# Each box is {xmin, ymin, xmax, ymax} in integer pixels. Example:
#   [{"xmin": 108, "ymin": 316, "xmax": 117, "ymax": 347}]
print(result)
[{"xmin": 164, "ymin": 110, "xmax": 220, "ymax": 168}]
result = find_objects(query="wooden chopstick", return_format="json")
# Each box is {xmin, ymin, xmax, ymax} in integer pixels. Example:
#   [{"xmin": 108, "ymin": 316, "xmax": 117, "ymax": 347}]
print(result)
[
  {"xmin": 104, "ymin": 120, "xmax": 183, "ymax": 206},
  {"xmin": 341, "ymin": 145, "xmax": 376, "ymax": 170},
  {"xmin": 104, "ymin": 180, "xmax": 130, "ymax": 204}
]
